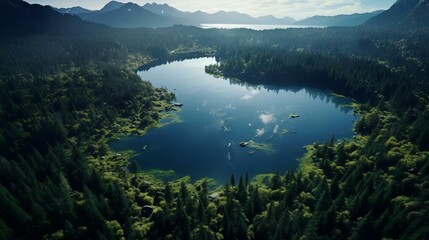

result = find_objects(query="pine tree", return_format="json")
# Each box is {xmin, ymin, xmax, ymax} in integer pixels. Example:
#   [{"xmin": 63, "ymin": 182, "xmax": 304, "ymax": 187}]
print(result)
[
  {"xmin": 237, "ymin": 175, "xmax": 247, "ymax": 204},
  {"xmin": 164, "ymin": 183, "xmax": 173, "ymax": 205},
  {"xmin": 197, "ymin": 198, "xmax": 206, "ymax": 225},
  {"xmin": 270, "ymin": 173, "xmax": 282, "ymax": 190},
  {"xmin": 129, "ymin": 160, "xmax": 139, "ymax": 182},
  {"xmin": 230, "ymin": 174, "xmax": 236, "ymax": 187},
  {"xmin": 351, "ymin": 213, "xmax": 379, "ymax": 240}
]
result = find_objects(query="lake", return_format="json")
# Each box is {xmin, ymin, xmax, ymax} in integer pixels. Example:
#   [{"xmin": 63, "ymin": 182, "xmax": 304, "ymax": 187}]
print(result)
[
  {"xmin": 109, "ymin": 58, "xmax": 357, "ymax": 183},
  {"xmin": 200, "ymin": 24, "xmax": 324, "ymax": 30}
]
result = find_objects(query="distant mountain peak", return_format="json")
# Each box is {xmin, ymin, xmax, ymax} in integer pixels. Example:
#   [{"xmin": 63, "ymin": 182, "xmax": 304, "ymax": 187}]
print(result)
[
  {"xmin": 106, "ymin": 1, "xmax": 124, "ymax": 5},
  {"xmin": 99, "ymin": 0, "xmax": 124, "ymax": 13},
  {"xmin": 55, "ymin": 6, "xmax": 91, "ymax": 15},
  {"xmin": 84, "ymin": 1, "xmax": 182, "ymax": 28},
  {"xmin": 123, "ymin": 2, "xmax": 140, "ymax": 8},
  {"xmin": 144, "ymin": 2, "xmax": 173, "ymax": 8},
  {"xmin": 152, "ymin": 3, "xmax": 169, "ymax": 7},
  {"xmin": 142, "ymin": 2, "xmax": 189, "ymax": 18},
  {"xmin": 121, "ymin": 2, "xmax": 143, "ymax": 13}
]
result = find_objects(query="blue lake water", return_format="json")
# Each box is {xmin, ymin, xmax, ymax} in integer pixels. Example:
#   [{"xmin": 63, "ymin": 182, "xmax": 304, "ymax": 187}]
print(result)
[{"xmin": 109, "ymin": 57, "xmax": 357, "ymax": 183}]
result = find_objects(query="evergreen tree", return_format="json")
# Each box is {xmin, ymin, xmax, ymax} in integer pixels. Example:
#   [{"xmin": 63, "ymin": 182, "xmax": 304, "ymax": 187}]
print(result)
[{"xmin": 230, "ymin": 174, "xmax": 236, "ymax": 187}]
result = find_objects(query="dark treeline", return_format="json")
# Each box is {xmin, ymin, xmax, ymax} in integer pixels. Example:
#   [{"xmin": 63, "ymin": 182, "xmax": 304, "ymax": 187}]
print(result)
[{"xmin": 1, "ymin": 0, "xmax": 429, "ymax": 239}]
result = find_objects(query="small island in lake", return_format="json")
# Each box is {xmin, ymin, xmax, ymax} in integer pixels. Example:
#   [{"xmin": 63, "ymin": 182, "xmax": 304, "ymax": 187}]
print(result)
[{"xmin": 289, "ymin": 113, "xmax": 300, "ymax": 118}]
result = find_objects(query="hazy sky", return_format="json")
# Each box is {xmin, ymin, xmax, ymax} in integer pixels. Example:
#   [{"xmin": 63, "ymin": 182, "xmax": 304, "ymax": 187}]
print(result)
[{"xmin": 26, "ymin": 0, "xmax": 396, "ymax": 19}]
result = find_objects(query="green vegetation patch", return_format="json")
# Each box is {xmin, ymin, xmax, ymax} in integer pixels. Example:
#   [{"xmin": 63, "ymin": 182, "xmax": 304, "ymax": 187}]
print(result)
[
  {"xmin": 299, "ymin": 145, "xmax": 324, "ymax": 177},
  {"xmin": 141, "ymin": 169, "xmax": 177, "ymax": 182},
  {"xmin": 247, "ymin": 141, "xmax": 276, "ymax": 155},
  {"xmin": 194, "ymin": 177, "xmax": 219, "ymax": 190},
  {"xmin": 252, "ymin": 173, "xmax": 276, "ymax": 185},
  {"xmin": 155, "ymin": 112, "xmax": 183, "ymax": 129}
]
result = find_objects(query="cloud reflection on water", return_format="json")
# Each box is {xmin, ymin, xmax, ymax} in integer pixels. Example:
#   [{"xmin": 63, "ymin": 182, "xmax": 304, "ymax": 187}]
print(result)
[{"xmin": 259, "ymin": 113, "xmax": 276, "ymax": 124}]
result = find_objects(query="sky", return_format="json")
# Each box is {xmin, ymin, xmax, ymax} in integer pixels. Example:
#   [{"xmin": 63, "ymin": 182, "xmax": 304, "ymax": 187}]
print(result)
[{"xmin": 26, "ymin": 0, "xmax": 396, "ymax": 19}]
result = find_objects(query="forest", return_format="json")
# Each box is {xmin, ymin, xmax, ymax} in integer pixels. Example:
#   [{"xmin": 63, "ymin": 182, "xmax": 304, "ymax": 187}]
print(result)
[{"xmin": 1, "ymin": 0, "xmax": 429, "ymax": 239}]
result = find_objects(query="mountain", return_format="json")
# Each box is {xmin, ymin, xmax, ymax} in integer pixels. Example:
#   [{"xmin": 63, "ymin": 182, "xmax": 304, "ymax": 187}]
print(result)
[
  {"xmin": 185, "ymin": 10, "xmax": 296, "ymax": 25},
  {"xmin": 365, "ymin": 0, "xmax": 429, "ymax": 27},
  {"xmin": 54, "ymin": 6, "xmax": 91, "ymax": 15},
  {"xmin": 141, "ymin": 3, "xmax": 297, "ymax": 25},
  {"xmin": 85, "ymin": 2, "xmax": 180, "ymax": 28},
  {"xmin": 77, "ymin": 1, "xmax": 125, "ymax": 20},
  {"xmin": 185, "ymin": 10, "xmax": 254, "ymax": 24},
  {"xmin": 142, "ymin": 3, "xmax": 190, "ymax": 18},
  {"xmin": 294, "ymin": 11, "xmax": 383, "ymax": 27},
  {"xmin": 255, "ymin": 15, "xmax": 296, "ymax": 25},
  {"xmin": 99, "ymin": 0, "xmax": 125, "ymax": 13},
  {"xmin": 51, "ymin": 1, "xmax": 297, "ymax": 27},
  {"xmin": 0, "ymin": 0, "xmax": 103, "ymax": 35}
]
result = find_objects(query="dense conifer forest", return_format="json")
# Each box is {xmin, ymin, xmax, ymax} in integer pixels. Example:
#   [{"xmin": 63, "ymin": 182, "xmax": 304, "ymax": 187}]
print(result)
[{"xmin": 1, "ymin": 0, "xmax": 429, "ymax": 239}]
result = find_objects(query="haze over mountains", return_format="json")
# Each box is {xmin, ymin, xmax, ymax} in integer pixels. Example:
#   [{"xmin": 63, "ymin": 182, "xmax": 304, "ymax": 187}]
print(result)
[
  {"xmin": 6, "ymin": 0, "xmax": 428, "ymax": 37},
  {"xmin": 54, "ymin": 1, "xmax": 386, "ymax": 28},
  {"xmin": 294, "ymin": 11, "xmax": 383, "ymax": 27},
  {"xmin": 6, "ymin": 0, "xmax": 429, "ymax": 31},
  {"xmin": 80, "ymin": 2, "xmax": 183, "ymax": 28}
]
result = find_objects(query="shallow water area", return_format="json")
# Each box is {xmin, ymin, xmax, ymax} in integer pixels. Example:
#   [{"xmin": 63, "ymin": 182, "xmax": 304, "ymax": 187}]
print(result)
[{"xmin": 109, "ymin": 57, "xmax": 358, "ymax": 183}]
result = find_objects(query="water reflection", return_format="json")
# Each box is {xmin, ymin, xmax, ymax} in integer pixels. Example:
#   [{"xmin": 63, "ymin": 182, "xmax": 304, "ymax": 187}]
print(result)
[
  {"xmin": 110, "ymin": 57, "xmax": 357, "ymax": 183},
  {"xmin": 225, "ymin": 76, "xmax": 354, "ymax": 114}
]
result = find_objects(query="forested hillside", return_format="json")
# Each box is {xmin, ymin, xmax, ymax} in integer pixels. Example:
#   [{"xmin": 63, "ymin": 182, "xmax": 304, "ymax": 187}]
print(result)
[
  {"xmin": 0, "ymin": 1, "xmax": 183, "ymax": 239},
  {"xmin": 1, "ymin": 0, "xmax": 429, "ymax": 239}
]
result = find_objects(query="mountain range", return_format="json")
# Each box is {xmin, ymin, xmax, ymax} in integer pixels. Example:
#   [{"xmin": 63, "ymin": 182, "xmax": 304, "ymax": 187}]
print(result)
[
  {"xmin": 55, "ymin": 6, "xmax": 91, "ymax": 15},
  {"xmin": 53, "ymin": 1, "xmax": 383, "ymax": 28},
  {"xmin": 142, "ymin": 3, "xmax": 295, "ymax": 25},
  {"xmin": 79, "ymin": 2, "xmax": 183, "ymax": 28},
  {"xmin": 142, "ymin": 2, "xmax": 190, "ymax": 19},
  {"xmin": 46, "ymin": 0, "xmax": 429, "ymax": 29},
  {"xmin": 294, "ymin": 11, "xmax": 383, "ymax": 27},
  {"xmin": 0, "ymin": 0, "xmax": 107, "ymax": 35}
]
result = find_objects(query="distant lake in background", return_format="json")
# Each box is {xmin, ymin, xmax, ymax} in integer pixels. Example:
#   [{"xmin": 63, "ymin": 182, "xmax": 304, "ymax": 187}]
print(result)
[
  {"xmin": 110, "ymin": 58, "xmax": 357, "ymax": 184},
  {"xmin": 200, "ymin": 24, "xmax": 325, "ymax": 30}
]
